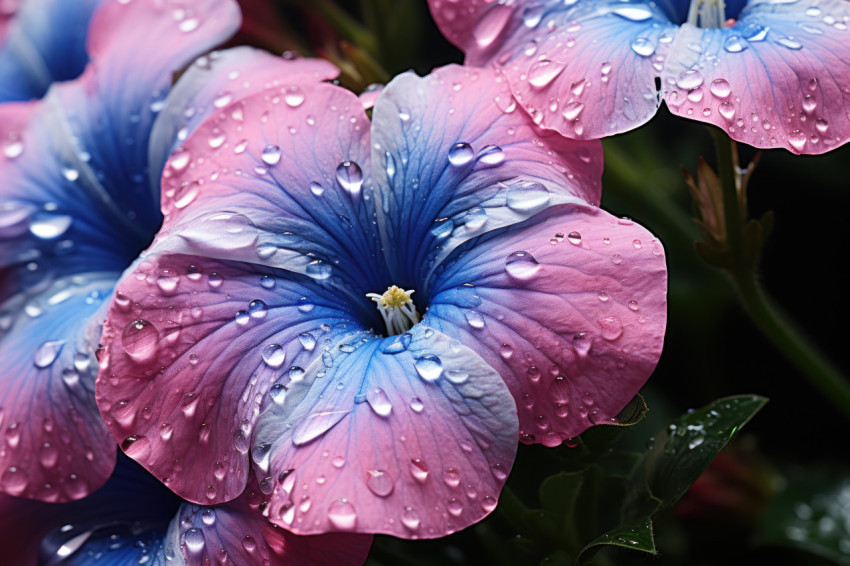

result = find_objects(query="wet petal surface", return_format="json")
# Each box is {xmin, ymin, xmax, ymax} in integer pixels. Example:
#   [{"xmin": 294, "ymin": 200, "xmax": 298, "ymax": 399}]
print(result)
[{"xmin": 427, "ymin": 204, "xmax": 667, "ymax": 444}]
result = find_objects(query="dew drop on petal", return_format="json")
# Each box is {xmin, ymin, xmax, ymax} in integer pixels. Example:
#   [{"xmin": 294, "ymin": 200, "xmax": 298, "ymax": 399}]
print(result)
[
  {"xmin": 409, "ymin": 458, "xmax": 429, "ymax": 482},
  {"xmin": 443, "ymin": 467, "xmax": 461, "ymax": 487},
  {"xmin": 34, "ymin": 339, "xmax": 65, "ymax": 368},
  {"xmin": 505, "ymin": 251, "xmax": 541, "ymax": 280},
  {"xmin": 409, "ymin": 397, "xmax": 424, "ymax": 413},
  {"xmin": 401, "ymin": 506, "xmax": 421, "ymax": 530},
  {"xmin": 709, "ymin": 79, "xmax": 731, "ymax": 99},
  {"xmin": 473, "ymin": 3, "xmax": 513, "ymax": 48},
  {"xmin": 262, "ymin": 344, "xmax": 286, "ymax": 368},
  {"xmin": 327, "ymin": 499, "xmax": 357, "ymax": 530},
  {"xmin": 527, "ymin": 59, "xmax": 566, "ymax": 88},
  {"xmin": 447, "ymin": 142, "xmax": 474, "ymax": 166},
  {"xmin": 336, "ymin": 161, "xmax": 363, "ymax": 198},
  {"xmin": 477, "ymin": 145, "xmax": 504, "ymax": 165},
  {"xmin": 366, "ymin": 387, "xmax": 392, "ymax": 417},
  {"xmin": 598, "ymin": 317, "xmax": 623, "ymax": 341},
  {"xmin": 121, "ymin": 319, "xmax": 159, "ymax": 363},
  {"xmin": 261, "ymin": 144, "xmax": 282, "ymax": 165},
  {"xmin": 414, "ymin": 355, "xmax": 443, "ymax": 381},
  {"xmin": 292, "ymin": 410, "xmax": 350, "ymax": 446},
  {"xmin": 366, "ymin": 469, "xmax": 394, "ymax": 497}
]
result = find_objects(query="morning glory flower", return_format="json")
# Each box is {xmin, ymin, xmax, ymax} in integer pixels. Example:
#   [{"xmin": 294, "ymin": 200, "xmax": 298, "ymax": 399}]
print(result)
[
  {"xmin": 0, "ymin": 0, "xmax": 245, "ymax": 502},
  {"xmin": 95, "ymin": 62, "xmax": 667, "ymax": 538},
  {"xmin": 428, "ymin": 0, "xmax": 850, "ymax": 154},
  {"xmin": 0, "ymin": 0, "xmax": 103, "ymax": 102},
  {"xmin": 0, "ymin": 454, "xmax": 372, "ymax": 565}
]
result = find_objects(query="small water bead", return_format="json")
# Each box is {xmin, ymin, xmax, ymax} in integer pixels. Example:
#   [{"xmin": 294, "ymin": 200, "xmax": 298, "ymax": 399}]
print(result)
[
  {"xmin": 261, "ymin": 344, "xmax": 286, "ymax": 368},
  {"xmin": 310, "ymin": 181, "xmax": 325, "ymax": 196},
  {"xmin": 366, "ymin": 387, "xmax": 392, "ymax": 417},
  {"xmin": 336, "ymin": 161, "xmax": 363, "ymax": 197},
  {"xmin": 709, "ymin": 79, "xmax": 732, "ymax": 99},
  {"xmin": 248, "ymin": 299, "xmax": 268, "ymax": 319},
  {"xmin": 676, "ymin": 69, "xmax": 704, "ymax": 90},
  {"xmin": 464, "ymin": 311, "xmax": 485, "ymax": 329},
  {"xmin": 366, "ymin": 469, "xmax": 394, "ymax": 497},
  {"xmin": 261, "ymin": 144, "xmax": 282, "ymax": 165},
  {"xmin": 505, "ymin": 181, "xmax": 551, "ymax": 214},
  {"xmin": 611, "ymin": 254, "xmax": 624, "ymax": 265},
  {"xmin": 443, "ymin": 467, "xmax": 461, "ymax": 487},
  {"xmin": 628, "ymin": 300, "xmax": 640, "ymax": 311},
  {"xmin": 630, "ymin": 36, "xmax": 656, "ymax": 57},
  {"xmin": 3, "ymin": 139, "xmax": 23, "ymax": 159},
  {"xmin": 401, "ymin": 506, "xmax": 421, "ymax": 530},
  {"xmin": 414, "ymin": 355, "xmax": 443, "ymax": 382},
  {"xmin": 234, "ymin": 310, "xmax": 250, "ymax": 325},
  {"xmin": 409, "ymin": 458, "xmax": 429, "ymax": 482},
  {"xmin": 29, "ymin": 213, "xmax": 73, "ymax": 239},
  {"xmin": 305, "ymin": 260, "xmax": 332, "ymax": 280},
  {"xmin": 788, "ymin": 130, "xmax": 807, "ymax": 152},
  {"xmin": 447, "ymin": 142, "xmax": 474, "ymax": 166},
  {"xmin": 719, "ymin": 102, "xmax": 736, "ymax": 120},
  {"xmin": 567, "ymin": 231, "xmax": 581, "ymax": 245},
  {"xmin": 481, "ymin": 495, "xmax": 498, "ymax": 512},
  {"xmin": 33, "ymin": 339, "xmax": 65, "ymax": 368},
  {"xmin": 446, "ymin": 369, "xmax": 470, "ymax": 384},
  {"xmin": 409, "ymin": 398, "xmax": 424, "ymax": 413},
  {"xmin": 327, "ymin": 499, "xmax": 357, "ymax": 530},
  {"xmin": 598, "ymin": 317, "xmax": 624, "ymax": 341},
  {"xmin": 284, "ymin": 87, "xmax": 305, "ymax": 108},
  {"xmin": 183, "ymin": 528, "xmax": 205, "ymax": 553},
  {"xmin": 447, "ymin": 498, "xmax": 464, "ymax": 517},
  {"xmin": 1, "ymin": 466, "xmax": 28, "ymax": 495}
]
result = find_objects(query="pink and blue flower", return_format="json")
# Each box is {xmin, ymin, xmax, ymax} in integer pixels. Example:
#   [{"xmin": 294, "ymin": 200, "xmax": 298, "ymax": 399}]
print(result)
[
  {"xmin": 0, "ymin": 0, "xmax": 244, "ymax": 502},
  {"xmin": 428, "ymin": 0, "xmax": 850, "ymax": 154},
  {"xmin": 95, "ymin": 63, "xmax": 668, "ymax": 538}
]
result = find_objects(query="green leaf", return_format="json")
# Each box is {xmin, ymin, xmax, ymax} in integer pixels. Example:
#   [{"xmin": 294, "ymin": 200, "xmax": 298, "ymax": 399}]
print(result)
[
  {"xmin": 631, "ymin": 394, "xmax": 768, "ymax": 511},
  {"xmin": 577, "ymin": 518, "xmax": 657, "ymax": 563},
  {"xmin": 761, "ymin": 468, "xmax": 850, "ymax": 565}
]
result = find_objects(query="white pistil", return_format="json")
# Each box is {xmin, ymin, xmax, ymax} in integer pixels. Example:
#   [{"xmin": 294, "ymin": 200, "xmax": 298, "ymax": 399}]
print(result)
[
  {"xmin": 367, "ymin": 285, "xmax": 420, "ymax": 336},
  {"xmin": 687, "ymin": 0, "xmax": 727, "ymax": 28}
]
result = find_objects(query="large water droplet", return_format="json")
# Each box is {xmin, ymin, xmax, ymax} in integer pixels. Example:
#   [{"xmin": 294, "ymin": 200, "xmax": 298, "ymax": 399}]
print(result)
[
  {"xmin": 505, "ymin": 251, "xmax": 541, "ymax": 280},
  {"xmin": 336, "ymin": 161, "xmax": 364, "ymax": 198},
  {"xmin": 447, "ymin": 142, "xmax": 474, "ymax": 166},
  {"xmin": 178, "ymin": 211, "xmax": 257, "ymax": 252},
  {"xmin": 676, "ymin": 69, "xmax": 704, "ymax": 90},
  {"xmin": 34, "ymin": 339, "xmax": 65, "ymax": 368},
  {"xmin": 598, "ymin": 317, "xmax": 623, "ymax": 341},
  {"xmin": 630, "ymin": 37, "xmax": 656, "ymax": 57},
  {"xmin": 477, "ymin": 145, "xmax": 504, "ymax": 165},
  {"xmin": 505, "ymin": 181, "xmax": 550, "ymax": 214},
  {"xmin": 262, "ymin": 344, "xmax": 286, "ymax": 368},
  {"xmin": 401, "ymin": 506, "xmax": 421, "ymax": 530},
  {"xmin": 121, "ymin": 319, "xmax": 160, "ymax": 364},
  {"xmin": 473, "ymin": 3, "xmax": 513, "ymax": 48},
  {"xmin": 366, "ymin": 387, "xmax": 392, "ymax": 417},
  {"xmin": 612, "ymin": 5, "xmax": 653, "ymax": 21},
  {"xmin": 366, "ymin": 469, "xmax": 394, "ymax": 497},
  {"xmin": 410, "ymin": 458, "xmax": 429, "ymax": 482},
  {"xmin": 443, "ymin": 467, "xmax": 461, "ymax": 487},
  {"xmin": 414, "ymin": 355, "xmax": 443, "ymax": 382},
  {"xmin": 527, "ymin": 59, "xmax": 566, "ymax": 88},
  {"xmin": 261, "ymin": 144, "xmax": 282, "ymax": 165},
  {"xmin": 292, "ymin": 409, "xmax": 350, "ymax": 446},
  {"xmin": 327, "ymin": 499, "xmax": 357, "ymax": 530},
  {"xmin": 29, "ymin": 213, "xmax": 72, "ymax": 239},
  {"xmin": 709, "ymin": 79, "xmax": 731, "ymax": 99}
]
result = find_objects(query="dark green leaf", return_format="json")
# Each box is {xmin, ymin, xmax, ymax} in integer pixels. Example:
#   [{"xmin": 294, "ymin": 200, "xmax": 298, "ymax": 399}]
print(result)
[{"xmin": 578, "ymin": 518, "xmax": 657, "ymax": 563}]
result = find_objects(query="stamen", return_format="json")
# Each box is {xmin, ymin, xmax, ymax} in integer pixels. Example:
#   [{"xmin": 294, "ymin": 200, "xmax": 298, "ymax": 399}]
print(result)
[
  {"xmin": 687, "ymin": 0, "xmax": 727, "ymax": 29},
  {"xmin": 367, "ymin": 286, "xmax": 421, "ymax": 336}
]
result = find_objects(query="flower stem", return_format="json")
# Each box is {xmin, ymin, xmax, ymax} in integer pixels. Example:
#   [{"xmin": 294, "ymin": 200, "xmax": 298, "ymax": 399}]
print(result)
[{"xmin": 708, "ymin": 127, "xmax": 850, "ymax": 419}]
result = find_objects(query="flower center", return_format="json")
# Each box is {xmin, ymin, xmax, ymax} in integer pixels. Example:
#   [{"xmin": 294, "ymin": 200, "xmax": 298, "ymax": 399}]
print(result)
[
  {"xmin": 367, "ymin": 285, "xmax": 420, "ymax": 336},
  {"xmin": 687, "ymin": 0, "xmax": 729, "ymax": 28}
]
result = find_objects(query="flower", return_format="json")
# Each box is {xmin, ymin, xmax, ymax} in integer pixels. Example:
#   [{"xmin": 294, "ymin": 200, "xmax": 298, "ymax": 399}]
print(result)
[
  {"xmin": 0, "ymin": 0, "xmax": 103, "ymax": 103},
  {"xmin": 95, "ymin": 63, "xmax": 667, "ymax": 538},
  {"xmin": 0, "ymin": 454, "xmax": 372, "ymax": 565},
  {"xmin": 0, "ymin": 0, "xmax": 245, "ymax": 502},
  {"xmin": 427, "ymin": 0, "xmax": 850, "ymax": 154}
]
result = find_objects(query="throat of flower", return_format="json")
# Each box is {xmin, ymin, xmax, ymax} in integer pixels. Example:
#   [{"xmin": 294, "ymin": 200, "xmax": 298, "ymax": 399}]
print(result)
[
  {"xmin": 367, "ymin": 285, "xmax": 420, "ymax": 336},
  {"xmin": 687, "ymin": 0, "xmax": 727, "ymax": 28}
]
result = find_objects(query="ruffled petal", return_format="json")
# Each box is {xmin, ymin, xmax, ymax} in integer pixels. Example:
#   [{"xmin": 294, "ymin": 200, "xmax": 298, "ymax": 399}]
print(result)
[
  {"xmin": 428, "ymin": 1, "xmax": 678, "ymax": 139},
  {"xmin": 426, "ymin": 204, "xmax": 667, "ymax": 444},
  {"xmin": 167, "ymin": 479, "xmax": 373, "ymax": 565},
  {"xmin": 148, "ymin": 47, "xmax": 339, "ymax": 184},
  {"xmin": 0, "ymin": 274, "xmax": 117, "ymax": 502},
  {"xmin": 254, "ymin": 324, "xmax": 518, "ymax": 538},
  {"xmin": 0, "ymin": 0, "xmax": 101, "ymax": 102},
  {"xmin": 662, "ymin": 1, "xmax": 850, "ymax": 153},
  {"xmin": 95, "ymin": 253, "xmax": 365, "ymax": 505},
  {"xmin": 48, "ymin": 0, "xmax": 241, "ymax": 234},
  {"xmin": 153, "ymin": 79, "xmax": 387, "ymax": 295},
  {"xmin": 370, "ymin": 64, "xmax": 602, "ymax": 287}
]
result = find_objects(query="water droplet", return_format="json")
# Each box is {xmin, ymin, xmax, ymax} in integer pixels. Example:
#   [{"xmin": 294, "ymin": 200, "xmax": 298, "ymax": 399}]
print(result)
[
  {"xmin": 473, "ymin": 3, "xmax": 513, "ymax": 48},
  {"xmin": 447, "ymin": 498, "xmax": 463, "ymax": 517},
  {"xmin": 573, "ymin": 332, "xmax": 591, "ymax": 356},
  {"xmin": 366, "ymin": 469, "xmax": 394, "ymax": 497},
  {"xmin": 465, "ymin": 311, "xmax": 485, "ymax": 329},
  {"xmin": 336, "ymin": 161, "xmax": 363, "ymax": 198},
  {"xmin": 381, "ymin": 332, "xmax": 412, "ymax": 354},
  {"xmin": 261, "ymin": 144, "xmax": 281, "ymax": 165},
  {"xmin": 481, "ymin": 495, "xmax": 498, "ymax": 512},
  {"xmin": 789, "ymin": 130, "xmax": 807, "ymax": 151},
  {"xmin": 29, "ymin": 213, "xmax": 72, "ymax": 239},
  {"xmin": 183, "ymin": 528, "xmax": 205, "ymax": 553},
  {"xmin": 310, "ymin": 181, "xmax": 325, "ymax": 196},
  {"xmin": 709, "ymin": 79, "xmax": 731, "ymax": 99},
  {"xmin": 677, "ymin": 69, "xmax": 704, "ymax": 90},
  {"xmin": 393, "ymin": 506, "xmax": 421, "ymax": 532},
  {"xmin": 121, "ymin": 319, "xmax": 159, "ymax": 363},
  {"xmin": 630, "ymin": 37, "xmax": 655, "ymax": 57},
  {"xmin": 284, "ymin": 87, "xmax": 305, "ymax": 107},
  {"xmin": 598, "ymin": 317, "xmax": 623, "ymax": 341},
  {"xmin": 477, "ymin": 145, "xmax": 504, "ymax": 165},
  {"xmin": 298, "ymin": 333, "xmax": 317, "ymax": 351},
  {"xmin": 366, "ymin": 388, "xmax": 392, "ymax": 417},
  {"xmin": 613, "ymin": 5, "xmax": 653, "ymax": 21},
  {"xmin": 443, "ymin": 467, "xmax": 460, "ymax": 487},
  {"xmin": 292, "ymin": 409, "xmax": 350, "ymax": 446},
  {"xmin": 567, "ymin": 231, "xmax": 581, "ymax": 245},
  {"xmin": 414, "ymin": 355, "xmax": 443, "ymax": 381},
  {"xmin": 723, "ymin": 35, "xmax": 747, "ymax": 53},
  {"xmin": 505, "ymin": 181, "xmax": 550, "ymax": 214},
  {"xmin": 447, "ymin": 142, "xmax": 474, "ymax": 166},
  {"xmin": 688, "ymin": 436, "xmax": 705, "ymax": 449},
  {"xmin": 1, "ymin": 466, "xmax": 28, "ymax": 495},
  {"xmin": 505, "ymin": 251, "xmax": 541, "ymax": 280},
  {"xmin": 498, "ymin": 343, "xmax": 513, "ymax": 360},
  {"xmin": 306, "ymin": 260, "xmax": 332, "ymax": 280},
  {"xmin": 527, "ymin": 59, "xmax": 565, "ymax": 88},
  {"xmin": 262, "ymin": 344, "xmax": 286, "ymax": 368},
  {"xmin": 327, "ymin": 499, "xmax": 357, "ymax": 530},
  {"xmin": 409, "ymin": 458, "xmax": 429, "ymax": 482},
  {"xmin": 446, "ymin": 369, "xmax": 469, "ymax": 384},
  {"xmin": 409, "ymin": 398, "xmax": 424, "ymax": 413},
  {"xmin": 34, "ymin": 339, "xmax": 65, "ymax": 368},
  {"xmin": 490, "ymin": 463, "xmax": 508, "ymax": 481}
]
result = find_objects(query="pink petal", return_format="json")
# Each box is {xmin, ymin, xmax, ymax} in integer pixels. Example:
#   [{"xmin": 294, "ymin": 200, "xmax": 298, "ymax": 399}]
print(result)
[
  {"xmin": 255, "ymin": 325, "xmax": 518, "ymax": 538},
  {"xmin": 149, "ymin": 47, "xmax": 339, "ymax": 180},
  {"xmin": 663, "ymin": 12, "xmax": 850, "ymax": 154},
  {"xmin": 427, "ymin": 204, "xmax": 667, "ymax": 445},
  {"xmin": 95, "ymin": 253, "xmax": 362, "ymax": 505}
]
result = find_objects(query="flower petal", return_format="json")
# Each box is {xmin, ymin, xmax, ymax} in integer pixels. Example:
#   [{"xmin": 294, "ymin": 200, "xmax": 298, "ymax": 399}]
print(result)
[
  {"xmin": 153, "ymin": 79, "xmax": 387, "ymax": 293},
  {"xmin": 0, "ymin": 0, "xmax": 101, "ymax": 102},
  {"xmin": 255, "ymin": 324, "xmax": 518, "ymax": 538},
  {"xmin": 0, "ymin": 274, "xmax": 117, "ymax": 502},
  {"xmin": 428, "ymin": 1, "xmax": 678, "ymax": 139},
  {"xmin": 148, "ymin": 47, "xmax": 339, "ymax": 184},
  {"xmin": 370, "ymin": 64, "xmax": 602, "ymax": 286},
  {"xmin": 167, "ymin": 479, "xmax": 373, "ymax": 565},
  {"xmin": 95, "ymin": 253, "xmax": 365, "ymax": 505},
  {"xmin": 662, "ymin": 2, "xmax": 850, "ymax": 153},
  {"xmin": 48, "ymin": 0, "xmax": 241, "ymax": 233},
  {"xmin": 426, "ymin": 204, "xmax": 667, "ymax": 444}
]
